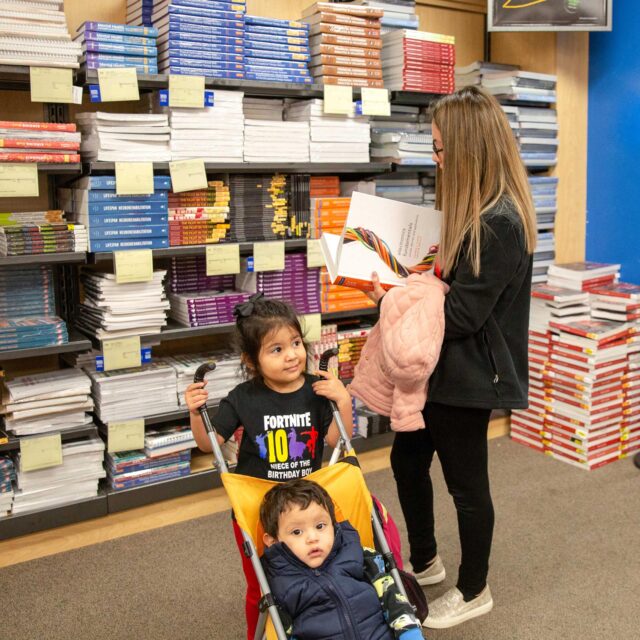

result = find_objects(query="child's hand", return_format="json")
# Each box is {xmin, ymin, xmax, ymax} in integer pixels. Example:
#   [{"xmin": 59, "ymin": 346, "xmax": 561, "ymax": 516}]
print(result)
[
  {"xmin": 312, "ymin": 370, "xmax": 350, "ymax": 406},
  {"xmin": 185, "ymin": 380, "xmax": 208, "ymax": 414}
]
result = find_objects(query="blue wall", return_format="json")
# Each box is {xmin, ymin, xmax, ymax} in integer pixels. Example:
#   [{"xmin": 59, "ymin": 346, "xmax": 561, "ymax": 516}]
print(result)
[{"xmin": 587, "ymin": 4, "xmax": 640, "ymax": 283}]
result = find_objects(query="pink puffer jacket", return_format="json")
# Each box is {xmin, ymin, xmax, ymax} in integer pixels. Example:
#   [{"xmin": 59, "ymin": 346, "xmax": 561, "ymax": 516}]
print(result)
[{"xmin": 348, "ymin": 273, "xmax": 447, "ymax": 431}]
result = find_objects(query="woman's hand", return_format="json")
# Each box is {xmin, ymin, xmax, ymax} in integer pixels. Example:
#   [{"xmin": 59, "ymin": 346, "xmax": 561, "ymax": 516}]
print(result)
[
  {"xmin": 185, "ymin": 380, "xmax": 208, "ymax": 415},
  {"xmin": 312, "ymin": 370, "xmax": 351, "ymax": 406},
  {"xmin": 364, "ymin": 271, "xmax": 386, "ymax": 304}
]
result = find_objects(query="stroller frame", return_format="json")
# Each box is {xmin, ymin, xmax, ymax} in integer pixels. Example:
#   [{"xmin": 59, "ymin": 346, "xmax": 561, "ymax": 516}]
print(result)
[{"xmin": 194, "ymin": 348, "xmax": 408, "ymax": 640}]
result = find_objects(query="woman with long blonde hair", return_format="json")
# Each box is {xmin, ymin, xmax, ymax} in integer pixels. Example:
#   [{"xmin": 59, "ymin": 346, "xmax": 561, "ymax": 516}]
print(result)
[{"xmin": 368, "ymin": 86, "xmax": 536, "ymax": 629}]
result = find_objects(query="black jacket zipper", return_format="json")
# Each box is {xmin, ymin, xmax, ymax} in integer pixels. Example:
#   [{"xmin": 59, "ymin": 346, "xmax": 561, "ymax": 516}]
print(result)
[
  {"xmin": 315, "ymin": 570, "xmax": 359, "ymax": 640},
  {"xmin": 483, "ymin": 328, "xmax": 500, "ymax": 384}
]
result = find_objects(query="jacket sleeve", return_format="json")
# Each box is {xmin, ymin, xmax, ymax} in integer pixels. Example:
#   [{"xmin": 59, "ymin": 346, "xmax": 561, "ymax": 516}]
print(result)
[
  {"xmin": 444, "ymin": 215, "xmax": 526, "ymax": 341},
  {"xmin": 363, "ymin": 548, "xmax": 421, "ymax": 638}
]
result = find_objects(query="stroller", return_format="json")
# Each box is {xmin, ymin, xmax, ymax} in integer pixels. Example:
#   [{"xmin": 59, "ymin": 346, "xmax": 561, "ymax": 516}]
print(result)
[{"xmin": 194, "ymin": 348, "xmax": 421, "ymax": 640}]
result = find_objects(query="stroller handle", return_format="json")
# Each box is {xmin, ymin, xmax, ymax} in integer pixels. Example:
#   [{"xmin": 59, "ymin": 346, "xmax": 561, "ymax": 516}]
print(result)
[
  {"xmin": 194, "ymin": 361, "xmax": 217, "ymax": 383},
  {"xmin": 319, "ymin": 347, "xmax": 339, "ymax": 372}
]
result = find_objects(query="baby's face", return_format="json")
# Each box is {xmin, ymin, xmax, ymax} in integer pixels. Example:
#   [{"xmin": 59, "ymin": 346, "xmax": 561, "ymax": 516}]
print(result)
[{"xmin": 276, "ymin": 502, "xmax": 335, "ymax": 569}]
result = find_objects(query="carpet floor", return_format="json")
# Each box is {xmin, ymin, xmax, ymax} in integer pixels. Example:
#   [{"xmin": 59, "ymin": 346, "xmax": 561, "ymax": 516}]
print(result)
[{"xmin": 1, "ymin": 437, "xmax": 638, "ymax": 640}]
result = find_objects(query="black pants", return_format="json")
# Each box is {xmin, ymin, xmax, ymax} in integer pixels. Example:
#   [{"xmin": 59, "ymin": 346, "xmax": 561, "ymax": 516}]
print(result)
[{"xmin": 390, "ymin": 401, "xmax": 494, "ymax": 600}]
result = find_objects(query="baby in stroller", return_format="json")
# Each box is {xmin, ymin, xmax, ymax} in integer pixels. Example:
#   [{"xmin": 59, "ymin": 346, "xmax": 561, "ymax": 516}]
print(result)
[{"xmin": 260, "ymin": 478, "xmax": 423, "ymax": 640}]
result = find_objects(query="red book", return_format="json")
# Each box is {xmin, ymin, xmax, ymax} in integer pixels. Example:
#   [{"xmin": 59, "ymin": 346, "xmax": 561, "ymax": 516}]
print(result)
[
  {"xmin": 0, "ymin": 138, "xmax": 80, "ymax": 150},
  {"xmin": 589, "ymin": 282, "xmax": 640, "ymax": 299},
  {"xmin": 0, "ymin": 121, "xmax": 76, "ymax": 132},
  {"xmin": 531, "ymin": 284, "xmax": 590, "ymax": 303},
  {"xmin": 549, "ymin": 319, "xmax": 631, "ymax": 344},
  {"xmin": 0, "ymin": 152, "xmax": 80, "ymax": 163}
]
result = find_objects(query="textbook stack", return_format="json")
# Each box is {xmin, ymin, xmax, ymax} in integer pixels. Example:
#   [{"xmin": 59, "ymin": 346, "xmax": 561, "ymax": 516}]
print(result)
[
  {"xmin": 168, "ymin": 180, "xmax": 231, "ymax": 246},
  {"xmin": 0, "ymin": 120, "xmax": 80, "ymax": 164},
  {"xmin": 547, "ymin": 261, "xmax": 620, "ymax": 292},
  {"xmin": 168, "ymin": 256, "xmax": 235, "ymax": 293},
  {"xmin": 0, "ymin": 265, "xmax": 69, "ymax": 353},
  {"xmin": 11, "ymin": 435, "xmax": 105, "ymax": 515},
  {"xmin": 0, "ymin": 0, "xmax": 81, "ymax": 68},
  {"xmin": 148, "ymin": 0, "xmax": 246, "ymax": 77},
  {"xmin": 530, "ymin": 176, "xmax": 558, "ymax": 283},
  {"xmin": 381, "ymin": 30, "xmax": 455, "ymax": 93},
  {"xmin": 77, "ymin": 269, "xmax": 169, "ymax": 340},
  {"xmin": 454, "ymin": 60, "xmax": 519, "ymax": 90},
  {"xmin": 303, "ymin": 2, "xmax": 384, "ymax": 88},
  {"xmin": 310, "ymin": 175, "xmax": 340, "ymax": 197},
  {"xmin": 0, "ymin": 456, "xmax": 14, "ymax": 518},
  {"xmin": 88, "ymin": 362, "xmax": 179, "ymax": 423},
  {"xmin": 127, "ymin": 0, "xmax": 155, "ymax": 27},
  {"xmin": 337, "ymin": 325, "xmax": 372, "ymax": 380},
  {"xmin": 167, "ymin": 90, "xmax": 244, "ymax": 162},
  {"xmin": 75, "ymin": 21, "xmax": 159, "ymax": 73},
  {"xmin": 0, "ymin": 369, "xmax": 93, "ymax": 437},
  {"xmin": 517, "ymin": 105, "xmax": 558, "ymax": 168},
  {"xmin": 482, "ymin": 69, "xmax": 557, "ymax": 105},
  {"xmin": 59, "ymin": 175, "xmax": 170, "ymax": 253},
  {"xmin": 244, "ymin": 15, "xmax": 311, "ymax": 84},
  {"xmin": 374, "ymin": 174, "xmax": 424, "ymax": 205},
  {"xmin": 0, "ymin": 210, "xmax": 88, "ymax": 257},
  {"xmin": 237, "ymin": 252, "xmax": 321, "ymax": 316},
  {"xmin": 351, "ymin": 0, "xmax": 419, "ymax": 34},
  {"xmin": 285, "ymin": 99, "xmax": 371, "ymax": 163}
]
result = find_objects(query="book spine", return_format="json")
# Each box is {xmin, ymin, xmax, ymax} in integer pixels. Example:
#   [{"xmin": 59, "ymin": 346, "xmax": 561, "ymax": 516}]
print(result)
[
  {"xmin": 89, "ymin": 237, "xmax": 170, "ymax": 251},
  {"xmin": 243, "ymin": 31, "xmax": 307, "ymax": 45},
  {"xmin": 0, "ymin": 139, "xmax": 79, "ymax": 150},
  {"xmin": 315, "ymin": 12, "xmax": 380, "ymax": 27},
  {"xmin": 314, "ymin": 65, "xmax": 382, "ymax": 79},
  {"xmin": 163, "ymin": 55, "xmax": 243, "ymax": 66},
  {"xmin": 0, "ymin": 121, "xmax": 76, "ymax": 132},
  {"xmin": 241, "ymin": 24, "xmax": 306, "ymax": 37},
  {"xmin": 0, "ymin": 152, "xmax": 80, "ymax": 162},
  {"xmin": 313, "ymin": 44, "xmax": 380, "ymax": 59},
  {"xmin": 244, "ymin": 50, "xmax": 309, "ymax": 61},
  {"xmin": 322, "ymin": 76, "xmax": 383, "ymax": 88},
  {"xmin": 244, "ymin": 59, "xmax": 308, "ymax": 70},
  {"xmin": 79, "ymin": 176, "xmax": 171, "ymax": 190},
  {"xmin": 162, "ymin": 20, "xmax": 244, "ymax": 37},
  {"xmin": 82, "ymin": 31, "xmax": 157, "ymax": 46},
  {"xmin": 81, "ymin": 191, "xmax": 167, "ymax": 203},
  {"xmin": 244, "ymin": 41, "xmax": 309, "ymax": 53},
  {"xmin": 245, "ymin": 16, "xmax": 307, "ymax": 30},
  {"xmin": 170, "ymin": 0, "xmax": 246, "ymax": 10},
  {"xmin": 163, "ymin": 5, "xmax": 245, "ymax": 22},
  {"xmin": 87, "ymin": 214, "xmax": 169, "ymax": 226},
  {"xmin": 164, "ymin": 42, "xmax": 244, "ymax": 54},
  {"xmin": 83, "ymin": 41, "xmax": 158, "ymax": 56},
  {"xmin": 244, "ymin": 72, "xmax": 311, "ymax": 83},
  {"xmin": 87, "ymin": 202, "xmax": 168, "ymax": 214},
  {"xmin": 303, "ymin": 4, "xmax": 384, "ymax": 19},
  {"xmin": 167, "ymin": 65, "xmax": 243, "ymax": 78},
  {"xmin": 89, "ymin": 224, "xmax": 169, "ymax": 239},
  {"xmin": 81, "ymin": 22, "xmax": 159, "ymax": 37},
  {"xmin": 313, "ymin": 23, "xmax": 380, "ymax": 37},
  {"xmin": 311, "ymin": 54, "xmax": 381, "ymax": 68}
]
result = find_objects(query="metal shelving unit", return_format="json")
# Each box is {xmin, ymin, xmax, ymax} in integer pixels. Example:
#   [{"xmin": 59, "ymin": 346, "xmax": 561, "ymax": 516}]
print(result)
[
  {"xmin": 0, "ymin": 333, "xmax": 92, "ymax": 361},
  {"xmin": 0, "ymin": 425, "xmax": 98, "ymax": 454},
  {"xmin": 0, "ymin": 252, "xmax": 86, "ymax": 267}
]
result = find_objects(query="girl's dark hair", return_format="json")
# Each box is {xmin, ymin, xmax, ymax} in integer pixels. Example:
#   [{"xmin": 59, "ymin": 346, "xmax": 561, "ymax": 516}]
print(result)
[
  {"xmin": 260, "ymin": 478, "xmax": 337, "ymax": 539},
  {"xmin": 234, "ymin": 294, "xmax": 308, "ymax": 380}
]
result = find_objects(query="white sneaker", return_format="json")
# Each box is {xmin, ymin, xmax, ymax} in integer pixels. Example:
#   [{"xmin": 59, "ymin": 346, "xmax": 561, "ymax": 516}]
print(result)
[
  {"xmin": 413, "ymin": 555, "xmax": 446, "ymax": 586},
  {"xmin": 422, "ymin": 585, "xmax": 493, "ymax": 629}
]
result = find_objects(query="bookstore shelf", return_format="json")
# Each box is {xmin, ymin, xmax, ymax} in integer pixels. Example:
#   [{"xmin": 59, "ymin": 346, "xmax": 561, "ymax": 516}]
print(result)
[
  {"xmin": 0, "ymin": 64, "xmax": 31, "ymax": 91},
  {"xmin": 0, "ymin": 425, "xmax": 99, "ymax": 454},
  {"xmin": 0, "ymin": 333, "xmax": 92, "ymax": 361},
  {"xmin": 0, "ymin": 252, "xmax": 86, "ymax": 267},
  {"xmin": 0, "ymin": 492, "xmax": 108, "ymax": 540},
  {"xmin": 323, "ymin": 308, "xmax": 378, "ymax": 321},
  {"xmin": 39, "ymin": 164, "xmax": 82, "ymax": 174}
]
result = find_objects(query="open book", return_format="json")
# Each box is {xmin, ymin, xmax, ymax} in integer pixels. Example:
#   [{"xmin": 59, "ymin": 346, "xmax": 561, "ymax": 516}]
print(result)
[{"xmin": 320, "ymin": 191, "xmax": 441, "ymax": 290}]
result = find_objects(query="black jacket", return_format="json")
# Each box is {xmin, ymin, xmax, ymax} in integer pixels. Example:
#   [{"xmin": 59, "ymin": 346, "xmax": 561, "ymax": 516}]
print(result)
[{"xmin": 427, "ymin": 198, "xmax": 532, "ymax": 410}]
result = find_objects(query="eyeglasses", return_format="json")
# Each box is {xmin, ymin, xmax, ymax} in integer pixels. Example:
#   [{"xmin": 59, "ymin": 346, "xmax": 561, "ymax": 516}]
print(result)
[{"xmin": 432, "ymin": 141, "xmax": 443, "ymax": 156}]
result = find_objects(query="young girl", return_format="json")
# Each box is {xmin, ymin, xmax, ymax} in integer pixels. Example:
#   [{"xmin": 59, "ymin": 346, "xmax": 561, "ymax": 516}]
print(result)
[{"xmin": 185, "ymin": 293, "xmax": 353, "ymax": 639}]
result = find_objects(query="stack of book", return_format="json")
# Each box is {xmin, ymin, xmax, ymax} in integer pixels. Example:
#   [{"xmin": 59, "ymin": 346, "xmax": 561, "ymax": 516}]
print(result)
[
  {"xmin": 244, "ymin": 15, "xmax": 311, "ymax": 84},
  {"xmin": 76, "ymin": 112, "xmax": 171, "ymax": 162},
  {"xmin": 352, "ymin": 0, "xmax": 419, "ymax": 34},
  {"xmin": 381, "ymin": 30, "xmax": 455, "ymax": 92},
  {"xmin": 454, "ymin": 60, "xmax": 519, "ymax": 90},
  {"xmin": 590, "ymin": 283, "xmax": 640, "ymax": 325},
  {"xmin": 0, "ymin": 456, "xmax": 14, "ymax": 517},
  {"xmin": 60, "ymin": 175, "xmax": 170, "ymax": 253},
  {"xmin": 77, "ymin": 269, "xmax": 169, "ymax": 340},
  {"xmin": 150, "ymin": 0, "xmax": 246, "ymax": 77},
  {"xmin": 517, "ymin": 106, "xmax": 558, "ymax": 168},
  {"xmin": 482, "ymin": 69, "xmax": 557, "ymax": 104},
  {"xmin": 168, "ymin": 288, "xmax": 250, "ymax": 327},
  {"xmin": 127, "ymin": 0, "xmax": 155, "ymax": 27},
  {"xmin": 531, "ymin": 175, "xmax": 557, "ymax": 284},
  {"xmin": 88, "ymin": 362, "xmax": 179, "ymax": 422},
  {"xmin": 547, "ymin": 262, "xmax": 620, "ymax": 292},
  {"xmin": 531, "ymin": 284, "xmax": 591, "ymax": 326},
  {"xmin": 285, "ymin": 99, "xmax": 371, "ymax": 163},
  {"xmin": 422, "ymin": 173, "xmax": 435, "ymax": 206},
  {"xmin": 168, "ymin": 256, "xmax": 235, "ymax": 292},
  {"xmin": 0, "ymin": 212, "xmax": 88, "ymax": 257},
  {"xmin": 75, "ymin": 21, "xmax": 159, "ymax": 73},
  {"xmin": 321, "ymin": 280, "xmax": 376, "ymax": 314},
  {"xmin": 168, "ymin": 180, "xmax": 230, "ymax": 246},
  {"xmin": 337, "ymin": 325, "xmax": 372, "ymax": 380},
  {"xmin": 310, "ymin": 175, "xmax": 340, "ymax": 197},
  {"xmin": 374, "ymin": 173, "xmax": 425, "ymax": 205},
  {"xmin": 12, "ymin": 435, "xmax": 105, "ymax": 515},
  {"xmin": 237, "ymin": 252, "xmax": 321, "ymax": 316},
  {"xmin": 167, "ymin": 90, "xmax": 244, "ymax": 162},
  {"xmin": 0, "ymin": 0, "xmax": 81, "ymax": 68},
  {"xmin": 1, "ymin": 369, "xmax": 93, "ymax": 437},
  {"xmin": 303, "ymin": 1, "xmax": 384, "ymax": 88},
  {"xmin": 0, "ymin": 265, "xmax": 69, "ymax": 352},
  {"xmin": 0, "ymin": 120, "xmax": 80, "ymax": 164}
]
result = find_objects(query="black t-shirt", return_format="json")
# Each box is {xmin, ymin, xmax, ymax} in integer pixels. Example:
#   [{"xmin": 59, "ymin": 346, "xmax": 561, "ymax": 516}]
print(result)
[{"xmin": 213, "ymin": 374, "xmax": 334, "ymax": 481}]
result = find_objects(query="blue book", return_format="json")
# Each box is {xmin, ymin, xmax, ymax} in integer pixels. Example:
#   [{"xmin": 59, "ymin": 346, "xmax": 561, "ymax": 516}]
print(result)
[
  {"xmin": 88, "ymin": 213, "xmax": 169, "ymax": 226},
  {"xmin": 244, "ymin": 50, "xmax": 309, "ymax": 62},
  {"xmin": 89, "ymin": 237, "xmax": 170, "ymax": 251},
  {"xmin": 165, "ymin": 42, "xmax": 244, "ymax": 55},
  {"xmin": 244, "ymin": 40, "xmax": 309, "ymax": 54},
  {"xmin": 244, "ymin": 15, "xmax": 308, "ymax": 30},
  {"xmin": 167, "ymin": 65, "xmax": 244, "ymax": 78},
  {"xmin": 83, "ymin": 53, "xmax": 157, "ymax": 67},
  {"xmin": 82, "ymin": 41, "xmax": 158, "ymax": 56},
  {"xmin": 86, "ymin": 202, "xmax": 168, "ymax": 215},
  {"xmin": 245, "ymin": 65, "xmax": 309, "ymax": 77},
  {"xmin": 244, "ymin": 59, "xmax": 308, "ymax": 71},
  {"xmin": 108, "ymin": 450, "xmax": 190, "ymax": 474},
  {"xmin": 84, "ymin": 59, "xmax": 159, "ymax": 72},
  {"xmin": 161, "ymin": 20, "xmax": 244, "ymax": 37},
  {"xmin": 110, "ymin": 464, "xmax": 190, "ymax": 491},
  {"xmin": 164, "ymin": 5, "xmax": 245, "ymax": 22},
  {"xmin": 240, "ymin": 24, "xmax": 307, "ymax": 38},
  {"xmin": 242, "ymin": 30, "xmax": 307, "ymax": 46},
  {"xmin": 244, "ymin": 71, "xmax": 312, "ymax": 83},
  {"xmin": 380, "ymin": 16, "xmax": 419, "ymax": 28},
  {"xmin": 74, "ymin": 175, "xmax": 171, "ymax": 190},
  {"xmin": 163, "ymin": 53, "xmax": 243, "ymax": 65},
  {"xmin": 89, "ymin": 225, "xmax": 169, "ymax": 240},
  {"xmin": 163, "ymin": 0, "xmax": 246, "ymax": 11},
  {"xmin": 77, "ymin": 22, "xmax": 159, "ymax": 38},
  {"xmin": 82, "ymin": 31, "xmax": 157, "ymax": 46},
  {"xmin": 81, "ymin": 191, "xmax": 168, "ymax": 203}
]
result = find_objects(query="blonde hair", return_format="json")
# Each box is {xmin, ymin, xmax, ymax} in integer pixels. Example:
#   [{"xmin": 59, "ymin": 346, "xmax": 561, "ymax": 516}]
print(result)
[{"xmin": 432, "ymin": 86, "xmax": 537, "ymax": 278}]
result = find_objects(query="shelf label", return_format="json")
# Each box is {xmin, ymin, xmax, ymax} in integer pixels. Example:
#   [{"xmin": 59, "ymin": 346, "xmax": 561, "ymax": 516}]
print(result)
[
  {"xmin": 169, "ymin": 74, "xmax": 205, "ymax": 108},
  {"xmin": 30, "ymin": 67, "xmax": 74, "ymax": 103},
  {"xmin": 169, "ymin": 158, "xmax": 208, "ymax": 193},
  {"xmin": 21, "ymin": 433, "xmax": 63, "ymax": 472},
  {"xmin": 253, "ymin": 241, "xmax": 285, "ymax": 272},
  {"xmin": 108, "ymin": 419, "xmax": 145, "ymax": 453},
  {"xmin": 206, "ymin": 243, "xmax": 240, "ymax": 276},
  {"xmin": 114, "ymin": 249, "xmax": 153, "ymax": 284},
  {"xmin": 103, "ymin": 336, "xmax": 142, "ymax": 371},
  {"xmin": 115, "ymin": 162, "xmax": 155, "ymax": 196},
  {"xmin": 323, "ymin": 85, "xmax": 353, "ymax": 115},
  {"xmin": 306, "ymin": 239, "xmax": 325, "ymax": 268},
  {"xmin": 97, "ymin": 67, "xmax": 140, "ymax": 102},
  {"xmin": 360, "ymin": 88, "xmax": 391, "ymax": 117},
  {"xmin": 0, "ymin": 163, "xmax": 39, "ymax": 198},
  {"xmin": 302, "ymin": 314, "xmax": 322, "ymax": 343}
]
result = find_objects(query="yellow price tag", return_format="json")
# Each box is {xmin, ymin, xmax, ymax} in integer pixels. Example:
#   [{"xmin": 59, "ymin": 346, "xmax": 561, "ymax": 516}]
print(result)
[
  {"xmin": 302, "ymin": 313, "xmax": 322, "ymax": 342},
  {"xmin": 169, "ymin": 74, "xmax": 205, "ymax": 108},
  {"xmin": 306, "ymin": 239, "xmax": 325, "ymax": 268},
  {"xmin": 108, "ymin": 419, "xmax": 145, "ymax": 453},
  {"xmin": 98, "ymin": 67, "xmax": 140, "ymax": 102},
  {"xmin": 103, "ymin": 336, "xmax": 142, "ymax": 371},
  {"xmin": 361, "ymin": 87, "xmax": 391, "ymax": 117},
  {"xmin": 30, "ymin": 67, "xmax": 74, "ymax": 103},
  {"xmin": 0, "ymin": 163, "xmax": 39, "ymax": 198},
  {"xmin": 253, "ymin": 241, "xmax": 285, "ymax": 272},
  {"xmin": 115, "ymin": 162, "xmax": 155, "ymax": 196},
  {"xmin": 323, "ymin": 85, "xmax": 353, "ymax": 115},
  {"xmin": 169, "ymin": 158, "xmax": 208, "ymax": 193},
  {"xmin": 206, "ymin": 244, "xmax": 240, "ymax": 276},
  {"xmin": 20, "ymin": 433, "xmax": 63, "ymax": 472},
  {"xmin": 114, "ymin": 249, "xmax": 153, "ymax": 283}
]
